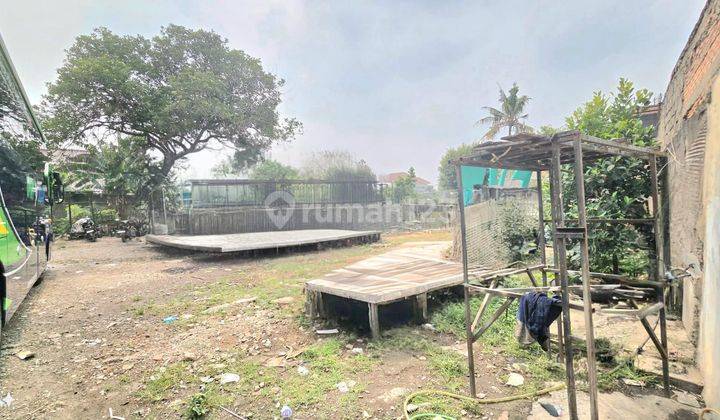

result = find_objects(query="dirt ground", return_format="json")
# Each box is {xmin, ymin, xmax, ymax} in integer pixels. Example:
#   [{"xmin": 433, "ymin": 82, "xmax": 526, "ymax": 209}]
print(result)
[{"xmin": 0, "ymin": 231, "xmax": 536, "ymax": 420}]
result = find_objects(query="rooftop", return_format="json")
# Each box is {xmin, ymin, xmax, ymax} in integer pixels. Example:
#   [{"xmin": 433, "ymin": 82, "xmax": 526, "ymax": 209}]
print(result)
[{"xmin": 453, "ymin": 130, "xmax": 665, "ymax": 171}]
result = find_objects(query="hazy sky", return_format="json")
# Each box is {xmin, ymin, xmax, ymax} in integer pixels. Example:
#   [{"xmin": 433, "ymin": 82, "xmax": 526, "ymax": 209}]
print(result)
[{"xmin": 0, "ymin": 0, "xmax": 706, "ymax": 183}]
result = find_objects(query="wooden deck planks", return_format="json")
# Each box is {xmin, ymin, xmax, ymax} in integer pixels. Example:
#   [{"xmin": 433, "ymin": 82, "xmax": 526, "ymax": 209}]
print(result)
[
  {"xmin": 146, "ymin": 229, "xmax": 381, "ymax": 253},
  {"xmin": 305, "ymin": 242, "xmax": 464, "ymax": 305}
]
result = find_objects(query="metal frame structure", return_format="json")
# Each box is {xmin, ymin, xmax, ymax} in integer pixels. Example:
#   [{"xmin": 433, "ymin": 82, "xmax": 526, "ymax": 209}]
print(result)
[{"xmin": 453, "ymin": 130, "xmax": 670, "ymax": 420}]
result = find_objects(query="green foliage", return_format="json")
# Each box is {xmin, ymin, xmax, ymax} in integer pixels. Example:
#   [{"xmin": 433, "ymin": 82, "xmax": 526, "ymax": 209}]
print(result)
[
  {"xmin": 186, "ymin": 393, "xmax": 210, "ymax": 419},
  {"xmin": 438, "ymin": 143, "xmax": 474, "ymax": 191},
  {"xmin": 477, "ymin": 83, "xmax": 533, "ymax": 140},
  {"xmin": 563, "ymin": 78, "xmax": 656, "ymax": 274},
  {"xmin": 385, "ymin": 167, "xmax": 417, "ymax": 203},
  {"xmin": 95, "ymin": 208, "xmax": 119, "ymax": 224},
  {"xmin": 300, "ymin": 150, "xmax": 376, "ymax": 181},
  {"xmin": 42, "ymin": 25, "xmax": 300, "ymax": 197},
  {"xmin": 538, "ymin": 125, "xmax": 559, "ymax": 136},
  {"xmin": 497, "ymin": 200, "xmax": 537, "ymax": 262},
  {"xmin": 249, "ymin": 159, "xmax": 299, "ymax": 180}
]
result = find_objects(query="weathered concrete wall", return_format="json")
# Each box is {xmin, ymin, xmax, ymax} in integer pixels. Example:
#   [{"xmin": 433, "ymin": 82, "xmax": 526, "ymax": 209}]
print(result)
[
  {"xmin": 699, "ymin": 75, "xmax": 720, "ymax": 412},
  {"xmin": 657, "ymin": 0, "xmax": 720, "ymax": 338}
]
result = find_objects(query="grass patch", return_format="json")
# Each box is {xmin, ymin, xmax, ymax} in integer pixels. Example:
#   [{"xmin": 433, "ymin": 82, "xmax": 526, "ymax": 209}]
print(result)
[
  {"xmin": 373, "ymin": 329, "xmax": 468, "ymax": 390},
  {"xmin": 138, "ymin": 337, "xmax": 377, "ymax": 417},
  {"xmin": 137, "ymin": 362, "xmax": 194, "ymax": 402},
  {"xmin": 430, "ymin": 275, "xmax": 565, "ymax": 392},
  {"xmin": 597, "ymin": 358, "xmax": 657, "ymax": 391},
  {"xmin": 147, "ymin": 230, "xmax": 452, "ymax": 319}
]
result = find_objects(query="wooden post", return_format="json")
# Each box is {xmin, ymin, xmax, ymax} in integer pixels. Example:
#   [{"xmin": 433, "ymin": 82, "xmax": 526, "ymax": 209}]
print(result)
[
  {"xmin": 307, "ymin": 290, "xmax": 317, "ymax": 321},
  {"xmin": 548, "ymin": 162, "xmax": 564, "ymax": 360},
  {"xmin": 550, "ymin": 139, "xmax": 578, "ymax": 420},
  {"xmin": 455, "ymin": 164, "xmax": 477, "ymax": 397},
  {"xmin": 573, "ymin": 138, "xmax": 600, "ymax": 420},
  {"xmin": 368, "ymin": 303, "xmax": 380, "ymax": 340},
  {"xmin": 415, "ymin": 293, "xmax": 428, "ymax": 322},
  {"xmin": 67, "ymin": 201, "xmax": 73, "ymax": 235},
  {"xmin": 536, "ymin": 170, "xmax": 548, "ymax": 287},
  {"xmin": 649, "ymin": 156, "xmax": 670, "ymax": 396}
]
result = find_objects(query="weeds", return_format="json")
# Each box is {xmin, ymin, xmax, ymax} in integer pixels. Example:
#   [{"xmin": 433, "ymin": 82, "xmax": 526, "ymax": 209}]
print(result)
[{"xmin": 186, "ymin": 393, "xmax": 209, "ymax": 419}]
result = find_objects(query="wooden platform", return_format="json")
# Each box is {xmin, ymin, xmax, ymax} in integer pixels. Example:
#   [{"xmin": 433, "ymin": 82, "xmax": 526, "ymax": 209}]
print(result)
[
  {"xmin": 305, "ymin": 242, "xmax": 462, "ymax": 338},
  {"xmin": 146, "ymin": 229, "xmax": 381, "ymax": 253}
]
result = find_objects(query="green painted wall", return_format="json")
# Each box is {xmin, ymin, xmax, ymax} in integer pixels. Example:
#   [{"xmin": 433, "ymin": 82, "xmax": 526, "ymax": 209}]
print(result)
[{"xmin": 460, "ymin": 166, "xmax": 532, "ymax": 205}]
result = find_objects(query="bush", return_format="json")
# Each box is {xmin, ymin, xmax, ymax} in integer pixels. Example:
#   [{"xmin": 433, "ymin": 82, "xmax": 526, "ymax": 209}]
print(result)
[{"xmin": 497, "ymin": 199, "xmax": 537, "ymax": 263}]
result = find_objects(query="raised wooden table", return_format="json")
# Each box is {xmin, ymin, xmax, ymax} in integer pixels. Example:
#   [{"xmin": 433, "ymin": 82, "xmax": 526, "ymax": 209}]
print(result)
[{"xmin": 305, "ymin": 242, "xmax": 465, "ymax": 338}]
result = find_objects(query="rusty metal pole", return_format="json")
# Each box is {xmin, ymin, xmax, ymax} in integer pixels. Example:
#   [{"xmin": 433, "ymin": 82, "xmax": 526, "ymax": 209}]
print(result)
[
  {"xmin": 455, "ymin": 163, "xmax": 476, "ymax": 397},
  {"xmin": 573, "ymin": 138, "xmax": 600, "ymax": 420},
  {"xmin": 550, "ymin": 139, "xmax": 578, "ymax": 420},
  {"xmin": 649, "ymin": 156, "xmax": 670, "ymax": 396}
]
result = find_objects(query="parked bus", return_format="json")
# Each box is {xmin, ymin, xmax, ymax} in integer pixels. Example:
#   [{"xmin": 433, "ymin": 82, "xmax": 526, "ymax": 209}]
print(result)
[{"xmin": 0, "ymin": 33, "xmax": 64, "ymax": 335}]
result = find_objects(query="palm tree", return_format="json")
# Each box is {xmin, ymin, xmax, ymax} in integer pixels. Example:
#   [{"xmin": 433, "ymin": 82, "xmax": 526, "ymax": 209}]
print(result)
[{"xmin": 477, "ymin": 83, "xmax": 533, "ymax": 140}]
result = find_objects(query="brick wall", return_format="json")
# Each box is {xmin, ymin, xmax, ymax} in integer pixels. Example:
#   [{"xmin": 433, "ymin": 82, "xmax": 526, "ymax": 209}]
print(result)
[{"xmin": 658, "ymin": 0, "xmax": 720, "ymax": 340}]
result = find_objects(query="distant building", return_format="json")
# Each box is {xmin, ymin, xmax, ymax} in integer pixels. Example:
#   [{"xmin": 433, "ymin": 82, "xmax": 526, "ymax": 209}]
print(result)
[{"xmin": 378, "ymin": 172, "xmax": 433, "ymax": 194}]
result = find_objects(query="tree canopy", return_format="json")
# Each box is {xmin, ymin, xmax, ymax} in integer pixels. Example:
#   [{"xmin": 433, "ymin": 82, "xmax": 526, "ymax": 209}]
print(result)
[
  {"xmin": 477, "ymin": 83, "xmax": 532, "ymax": 140},
  {"xmin": 42, "ymin": 25, "xmax": 300, "ymax": 197},
  {"xmin": 249, "ymin": 159, "xmax": 299, "ymax": 180},
  {"xmin": 563, "ymin": 78, "xmax": 655, "ymax": 275},
  {"xmin": 386, "ymin": 167, "xmax": 417, "ymax": 203},
  {"xmin": 437, "ymin": 143, "xmax": 474, "ymax": 191},
  {"xmin": 300, "ymin": 150, "xmax": 376, "ymax": 181}
]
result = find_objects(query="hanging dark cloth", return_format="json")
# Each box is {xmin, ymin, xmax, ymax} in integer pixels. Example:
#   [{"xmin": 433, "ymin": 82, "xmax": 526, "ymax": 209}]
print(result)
[{"xmin": 516, "ymin": 292, "xmax": 562, "ymax": 349}]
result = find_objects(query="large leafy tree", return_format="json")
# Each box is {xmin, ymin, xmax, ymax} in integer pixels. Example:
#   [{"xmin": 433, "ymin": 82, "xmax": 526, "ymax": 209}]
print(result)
[
  {"xmin": 563, "ymin": 78, "xmax": 656, "ymax": 275},
  {"xmin": 70, "ymin": 137, "xmax": 155, "ymax": 217},
  {"xmin": 477, "ymin": 83, "xmax": 532, "ymax": 140},
  {"xmin": 42, "ymin": 25, "xmax": 300, "ymax": 198},
  {"xmin": 438, "ymin": 143, "xmax": 475, "ymax": 191}
]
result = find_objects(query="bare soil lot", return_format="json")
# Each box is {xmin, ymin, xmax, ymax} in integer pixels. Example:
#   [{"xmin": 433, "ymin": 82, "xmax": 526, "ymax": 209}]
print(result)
[{"xmin": 0, "ymin": 231, "xmax": 539, "ymax": 419}]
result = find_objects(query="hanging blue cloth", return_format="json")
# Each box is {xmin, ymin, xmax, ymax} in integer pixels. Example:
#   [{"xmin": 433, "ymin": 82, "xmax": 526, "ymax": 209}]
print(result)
[{"xmin": 517, "ymin": 292, "xmax": 562, "ymax": 347}]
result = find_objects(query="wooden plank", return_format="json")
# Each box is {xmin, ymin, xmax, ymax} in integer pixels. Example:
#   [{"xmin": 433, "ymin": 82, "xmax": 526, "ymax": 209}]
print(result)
[
  {"xmin": 470, "ymin": 278, "xmax": 498, "ymax": 332},
  {"xmin": 474, "ymin": 264, "xmax": 545, "ymax": 281},
  {"xmin": 544, "ymin": 268, "xmax": 667, "ymax": 288},
  {"xmin": 637, "ymin": 302, "xmax": 664, "ymax": 319},
  {"xmin": 469, "ymin": 285, "xmax": 620, "ymax": 294},
  {"xmin": 526, "ymin": 268, "xmax": 538, "ymax": 287},
  {"xmin": 639, "ymin": 316, "xmax": 669, "ymax": 360},
  {"xmin": 472, "ymin": 297, "xmax": 515, "ymax": 341}
]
